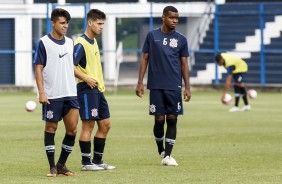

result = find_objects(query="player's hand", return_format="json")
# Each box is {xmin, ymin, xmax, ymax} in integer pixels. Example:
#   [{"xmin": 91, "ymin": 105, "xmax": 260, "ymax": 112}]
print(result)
[
  {"xmin": 135, "ymin": 83, "xmax": 144, "ymax": 98},
  {"xmin": 221, "ymin": 93, "xmax": 225, "ymax": 103},
  {"xmin": 183, "ymin": 89, "xmax": 191, "ymax": 102},
  {"xmin": 39, "ymin": 92, "xmax": 50, "ymax": 105},
  {"xmin": 85, "ymin": 77, "xmax": 97, "ymax": 89}
]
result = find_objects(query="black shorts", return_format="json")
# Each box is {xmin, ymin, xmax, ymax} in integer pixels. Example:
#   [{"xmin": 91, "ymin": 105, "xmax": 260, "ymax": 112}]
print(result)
[
  {"xmin": 149, "ymin": 89, "xmax": 183, "ymax": 115},
  {"xmin": 233, "ymin": 73, "xmax": 247, "ymax": 83},
  {"xmin": 42, "ymin": 99, "xmax": 79, "ymax": 122},
  {"xmin": 78, "ymin": 92, "xmax": 110, "ymax": 120}
]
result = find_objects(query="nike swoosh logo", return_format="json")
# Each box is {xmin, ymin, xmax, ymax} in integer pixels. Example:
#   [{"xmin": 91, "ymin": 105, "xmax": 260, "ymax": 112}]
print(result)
[{"xmin": 59, "ymin": 52, "xmax": 68, "ymax": 58}]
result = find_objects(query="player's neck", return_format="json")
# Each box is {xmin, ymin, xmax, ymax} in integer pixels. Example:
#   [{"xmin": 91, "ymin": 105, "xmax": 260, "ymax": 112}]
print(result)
[
  {"xmin": 161, "ymin": 25, "xmax": 175, "ymax": 34},
  {"xmin": 85, "ymin": 29, "xmax": 95, "ymax": 40},
  {"xmin": 50, "ymin": 31, "xmax": 64, "ymax": 40}
]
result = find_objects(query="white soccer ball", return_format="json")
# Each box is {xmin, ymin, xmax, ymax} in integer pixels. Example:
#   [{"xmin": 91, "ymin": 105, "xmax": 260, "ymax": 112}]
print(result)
[
  {"xmin": 248, "ymin": 89, "xmax": 257, "ymax": 99},
  {"xmin": 25, "ymin": 100, "xmax": 37, "ymax": 112},
  {"xmin": 222, "ymin": 93, "xmax": 232, "ymax": 105}
]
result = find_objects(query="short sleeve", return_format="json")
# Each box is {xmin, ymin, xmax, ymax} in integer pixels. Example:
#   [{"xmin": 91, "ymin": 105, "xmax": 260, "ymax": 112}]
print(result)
[
  {"xmin": 226, "ymin": 66, "xmax": 235, "ymax": 75},
  {"xmin": 33, "ymin": 40, "xmax": 46, "ymax": 67},
  {"xmin": 73, "ymin": 43, "xmax": 85, "ymax": 66},
  {"xmin": 180, "ymin": 36, "xmax": 189, "ymax": 57},
  {"xmin": 142, "ymin": 32, "xmax": 150, "ymax": 53}
]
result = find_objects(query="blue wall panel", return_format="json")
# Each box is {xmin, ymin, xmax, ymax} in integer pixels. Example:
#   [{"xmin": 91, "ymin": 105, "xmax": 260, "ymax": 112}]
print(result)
[{"xmin": 0, "ymin": 19, "xmax": 15, "ymax": 84}]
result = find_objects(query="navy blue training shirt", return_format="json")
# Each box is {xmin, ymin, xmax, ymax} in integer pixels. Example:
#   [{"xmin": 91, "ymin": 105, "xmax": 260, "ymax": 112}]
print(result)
[{"xmin": 142, "ymin": 28, "xmax": 189, "ymax": 91}]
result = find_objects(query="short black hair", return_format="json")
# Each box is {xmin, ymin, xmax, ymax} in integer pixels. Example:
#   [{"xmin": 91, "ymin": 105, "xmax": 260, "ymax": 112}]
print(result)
[
  {"xmin": 215, "ymin": 53, "xmax": 222, "ymax": 63},
  {"xmin": 51, "ymin": 8, "xmax": 71, "ymax": 22},
  {"xmin": 163, "ymin": 6, "xmax": 178, "ymax": 16},
  {"xmin": 87, "ymin": 9, "xmax": 106, "ymax": 21}
]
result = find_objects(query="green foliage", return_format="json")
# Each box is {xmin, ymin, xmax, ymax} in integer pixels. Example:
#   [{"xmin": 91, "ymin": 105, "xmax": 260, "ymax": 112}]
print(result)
[
  {"xmin": 0, "ymin": 90, "xmax": 282, "ymax": 183},
  {"xmin": 116, "ymin": 18, "xmax": 141, "ymax": 49},
  {"xmin": 68, "ymin": 18, "xmax": 84, "ymax": 36}
]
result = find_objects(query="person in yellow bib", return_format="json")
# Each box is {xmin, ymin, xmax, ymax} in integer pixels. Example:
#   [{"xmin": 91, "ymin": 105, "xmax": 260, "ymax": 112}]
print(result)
[
  {"xmin": 215, "ymin": 53, "xmax": 251, "ymax": 112},
  {"xmin": 73, "ymin": 9, "xmax": 115, "ymax": 171}
]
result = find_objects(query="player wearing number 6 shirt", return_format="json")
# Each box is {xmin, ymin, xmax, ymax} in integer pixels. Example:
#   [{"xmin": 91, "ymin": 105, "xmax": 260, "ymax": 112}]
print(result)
[{"xmin": 135, "ymin": 6, "xmax": 191, "ymax": 166}]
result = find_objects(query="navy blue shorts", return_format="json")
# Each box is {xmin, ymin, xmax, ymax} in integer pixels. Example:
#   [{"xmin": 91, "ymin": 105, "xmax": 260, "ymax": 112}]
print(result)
[
  {"xmin": 78, "ymin": 92, "xmax": 110, "ymax": 120},
  {"xmin": 42, "ymin": 99, "xmax": 79, "ymax": 122},
  {"xmin": 233, "ymin": 73, "xmax": 247, "ymax": 83},
  {"xmin": 149, "ymin": 89, "xmax": 183, "ymax": 115}
]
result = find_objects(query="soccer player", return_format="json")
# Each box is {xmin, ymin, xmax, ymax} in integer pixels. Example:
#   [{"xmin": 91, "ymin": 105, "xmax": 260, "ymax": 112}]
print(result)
[
  {"xmin": 135, "ymin": 6, "xmax": 191, "ymax": 166},
  {"xmin": 215, "ymin": 53, "xmax": 251, "ymax": 112},
  {"xmin": 73, "ymin": 9, "xmax": 115, "ymax": 171},
  {"xmin": 34, "ymin": 8, "xmax": 79, "ymax": 177}
]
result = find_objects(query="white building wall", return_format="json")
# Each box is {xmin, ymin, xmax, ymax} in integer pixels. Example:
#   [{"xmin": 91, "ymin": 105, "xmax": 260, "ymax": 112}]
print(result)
[
  {"xmin": 15, "ymin": 15, "xmax": 33, "ymax": 86},
  {"xmin": 0, "ymin": 2, "xmax": 210, "ymax": 86}
]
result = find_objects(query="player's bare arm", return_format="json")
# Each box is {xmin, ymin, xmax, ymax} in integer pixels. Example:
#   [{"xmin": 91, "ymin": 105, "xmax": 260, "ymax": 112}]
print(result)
[
  {"xmin": 35, "ymin": 64, "xmax": 50, "ymax": 104},
  {"xmin": 181, "ymin": 56, "xmax": 191, "ymax": 102},
  {"xmin": 74, "ymin": 66, "xmax": 97, "ymax": 89},
  {"xmin": 136, "ymin": 53, "xmax": 149, "ymax": 98}
]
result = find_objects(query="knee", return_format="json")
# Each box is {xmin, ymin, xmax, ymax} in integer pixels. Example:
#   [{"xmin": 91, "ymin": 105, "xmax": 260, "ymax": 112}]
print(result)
[
  {"xmin": 67, "ymin": 128, "xmax": 77, "ymax": 136},
  {"xmin": 166, "ymin": 114, "xmax": 177, "ymax": 119},
  {"xmin": 45, "ymin": 122, "xmax": 57, "ymax": 133},
  {"xmin": 155, "ymin": 115, "xmax": 165, "ymax": 121},
  {"xmin": 99, "ymin": 122, "xmax": 111, "ymax": 133},
  {"xmin": 81, "ymin": 121, "xmax": 94, "ymax": 132}
]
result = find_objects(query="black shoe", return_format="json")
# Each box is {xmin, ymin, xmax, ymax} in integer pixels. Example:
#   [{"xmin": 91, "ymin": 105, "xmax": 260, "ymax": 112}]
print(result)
[
  {"xmin": 47, "ymin": 167, "xmax": 57, "ymax": 177},
  {"xmin": 56, "ymin": 163, "xmax": 76, "ymax": 176}
]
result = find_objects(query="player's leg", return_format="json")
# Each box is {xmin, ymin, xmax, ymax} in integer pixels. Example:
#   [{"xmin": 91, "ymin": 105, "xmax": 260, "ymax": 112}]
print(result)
[
  {"xmin": 80, "ymin": 120, "xmax": 95, "ymax": 164},
  {"xmin": 161, "ymin": 90, "xmax": 182, "ymax": 166},
  {"xmin": 77, "ymin": 93, "xmax": 104, "ymax": 171},
  {"xmin": 93, "ymin": 93, "xmax": 115, "ymax": 170},
  {"xmin": 94, "ymin": 118, "xmax": 115, "ymax": 170},
  {"xmin": 240, "ymin": 84, "xmax": 251, "ymax": 111},
  {"xmin": 164, "ymin": 114, "xmax": 178, "ymax": 158},
  {"xmin": 150, "ymin": 89, "xmax": 165, "ymax": 157},
  {"xmin": 154, "ymin": 115, "xmax": 165, "ymax": 156},
  {"xmin": 229, "ymin": 74, "xmax": 241, "ymax": 112},
  {"xmin": 234, "ymin": 73, "xmax": 250, "ymax": 111},
  {"xmin": 56, "ymin": 100, "xmax": 79, "ymax": 176},
  {"xmin": 161, "ymin": 114, "xmax": 178, "ymax": 166},
  {"xmin": 43, "ymin": 101, "xmax": 62, "ymax": 177},
  {"xmin": 45, "ymin": 121, "xmax": 58, "ymax": 177},
  {"xmin": 233, "ymin": 84, "xmax": 240, "ymax": 107}
]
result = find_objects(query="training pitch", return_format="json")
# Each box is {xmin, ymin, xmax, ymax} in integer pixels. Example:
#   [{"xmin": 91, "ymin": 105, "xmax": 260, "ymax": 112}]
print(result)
[{"xmin": 0, "ymin": 89, "xmax": 281, "ymax": 184}]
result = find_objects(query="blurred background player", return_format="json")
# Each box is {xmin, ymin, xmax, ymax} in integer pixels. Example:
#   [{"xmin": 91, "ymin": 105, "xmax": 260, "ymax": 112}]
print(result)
[
  {"xmin": 33, "ymin": 8, "xmax": 79, "ymax": 177},
  {"xmin": 215, "ymin": 53, "xmax": 251, "ymax": 112},
  {"xmin": 73, "ymin": 9, "xmax": 115, "ymax": 171},
  {"xmin": 136, "ymin": 6, "xmax": 191, "ymax": 166}
]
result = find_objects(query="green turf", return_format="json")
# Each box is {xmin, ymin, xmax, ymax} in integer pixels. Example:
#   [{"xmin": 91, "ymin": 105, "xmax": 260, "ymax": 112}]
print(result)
[{"xmin": 0, "ymin": 90, "xmax": 281, "ymax": 184}]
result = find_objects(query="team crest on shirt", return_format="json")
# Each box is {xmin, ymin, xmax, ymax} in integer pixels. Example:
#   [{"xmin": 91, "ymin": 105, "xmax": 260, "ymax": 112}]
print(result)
[
  {"xmin": 150, "ymin": 104, "xmax": 156, "ymax": 113},
  {"xmin": 91, "ymin": 108, "xmax": 98, "ymax": 117},
  {"xmin": 169, "ymin": 38, "xmax": 178, "ymax": 48},
  {"xmin": 46, "ymin": 110, "xmax": 54, "ymax": 119}
]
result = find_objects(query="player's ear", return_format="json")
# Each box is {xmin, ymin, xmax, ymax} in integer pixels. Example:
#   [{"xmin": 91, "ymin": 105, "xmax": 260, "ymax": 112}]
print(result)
[{"xmin": 88, "ymin": 20, "xmax": 92, "ymax": 27}]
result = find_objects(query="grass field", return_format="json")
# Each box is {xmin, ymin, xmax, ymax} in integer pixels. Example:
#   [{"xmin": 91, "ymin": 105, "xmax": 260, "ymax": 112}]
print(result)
[{"xmin": 0, "ymin": 89, "xmax": 282, "ymax": 184}]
